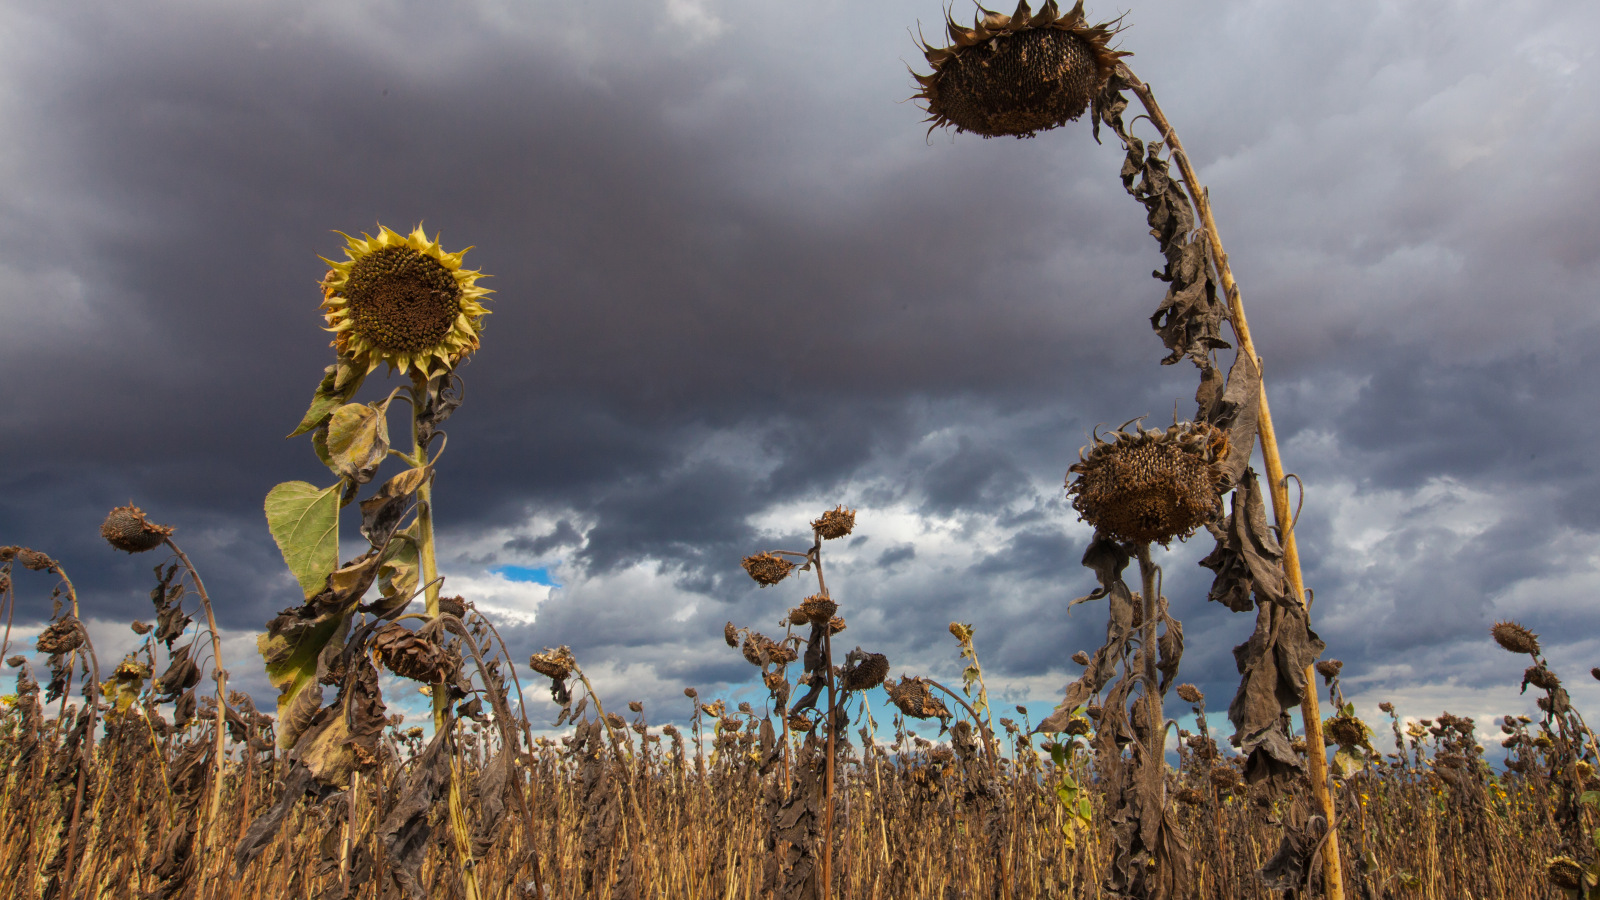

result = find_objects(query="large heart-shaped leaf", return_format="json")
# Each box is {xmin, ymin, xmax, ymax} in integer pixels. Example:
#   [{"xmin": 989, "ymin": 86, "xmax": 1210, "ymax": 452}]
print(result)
[{"xmin": 265, "ymin": 481, "xmax": 341, "ymax": 599}]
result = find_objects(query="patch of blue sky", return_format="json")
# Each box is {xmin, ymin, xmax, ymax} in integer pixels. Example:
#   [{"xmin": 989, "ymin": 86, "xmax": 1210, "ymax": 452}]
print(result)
[{"xmin": 492, "ymin": 564, "xmax": 560, "ymax": 587}]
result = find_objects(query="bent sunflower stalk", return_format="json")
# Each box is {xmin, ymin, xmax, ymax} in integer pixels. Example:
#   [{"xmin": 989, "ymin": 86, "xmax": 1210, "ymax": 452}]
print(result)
[{"xmin": 909, "ymin": 3, "xmax": 1344, "ymax": 893}]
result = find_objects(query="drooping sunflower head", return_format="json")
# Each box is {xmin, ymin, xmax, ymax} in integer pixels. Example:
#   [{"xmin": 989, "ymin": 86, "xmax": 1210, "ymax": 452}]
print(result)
[
  {"xmin": 1067, "ymin": 419, "xmax": 1228, "ymax": 545},
  {"xmin": 912, "ymin": 0, "xmax": 1127, "ymax": 139},
  {"xmin": 321, "ymin": 225, "xmax": 492, "ymax": 379}
]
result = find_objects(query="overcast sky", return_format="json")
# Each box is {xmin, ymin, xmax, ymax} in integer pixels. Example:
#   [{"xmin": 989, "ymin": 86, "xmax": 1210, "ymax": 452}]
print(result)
[{"xmin": 2, "ymin": 0, "xmax": 1597, "ymax": 742}]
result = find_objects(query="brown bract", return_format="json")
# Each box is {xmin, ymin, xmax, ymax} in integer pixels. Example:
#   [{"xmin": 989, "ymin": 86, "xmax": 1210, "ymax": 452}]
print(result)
[
  {"xmin": 1491, "ymin": 620, "xmax": 1541, "ymax": 656},
  {"xmin": 741, "ymin": 552, "xmax": 795, "ymax": 587},
  {"xmin": 811, "ymin": 506, "xmax": 856, "ymax": 540},
  {"xmin": 912, "ymin": 0, "xmax": 1126, "ymax": 138},
  {"xmin": 101, "ymin": 504, "xmax": 175, "ymax": 554},
  {"xmin": 1067, "ymin": 420, "xmax": 1228, "ymax": 545}
]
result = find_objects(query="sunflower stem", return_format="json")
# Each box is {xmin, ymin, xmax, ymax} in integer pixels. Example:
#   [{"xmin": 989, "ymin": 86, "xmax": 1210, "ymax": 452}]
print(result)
[
  {"xmin": 1118, "ymin": 61, "xmax": 1344, "ymax": 899},
  {"xmin": 409, "ymin": 373, "xmax": 481, "ymax": 900}
]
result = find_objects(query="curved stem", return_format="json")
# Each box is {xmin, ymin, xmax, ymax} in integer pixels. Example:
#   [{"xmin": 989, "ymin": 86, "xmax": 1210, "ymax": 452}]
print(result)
[
  {"xmin": 923, "ymin": 678, "xmax": 1001, "ymax": 763},
  {"xmin": 164, "ymin": 540, "xmax": 229, "ymax": 840},
  {"xmin": 1118, "ymin": 62, "xmax": 1344, "ymax": 899}
]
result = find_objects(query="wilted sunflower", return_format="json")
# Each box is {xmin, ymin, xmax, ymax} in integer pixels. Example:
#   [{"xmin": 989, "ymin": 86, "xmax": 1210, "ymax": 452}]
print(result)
[
  {"xmin": 1067, "ymin": 419, "xmax": 1228, "ymax": 545},
  {"xmin": 321, "ymin": 225, "xmax": 492, "ymax": 379},
  {"xmin": 912, "ymin": 0, "xmax": 1127, "ymax": 139}
]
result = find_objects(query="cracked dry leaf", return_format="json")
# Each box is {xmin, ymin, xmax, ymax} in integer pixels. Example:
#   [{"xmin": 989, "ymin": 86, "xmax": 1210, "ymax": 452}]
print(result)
[
  {"xmin": 1199, "ymin": 469, "xmax": 1287, "ymax": 612},
  {"xmin": 378, "ymin": 727, "xmax": 451, "ymax": 899},
  {"xmin": 1228, "ymin": 599, "xmax": 1325, "ymax": 788}
]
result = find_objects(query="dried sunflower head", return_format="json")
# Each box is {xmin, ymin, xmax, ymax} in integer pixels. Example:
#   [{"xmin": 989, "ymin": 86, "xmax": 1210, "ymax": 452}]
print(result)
[
  {"xmin": 811, "ymin": 506, "xmax": 856, "ymax": 540},
  {"xmin": 36, "ymin": 617, "xmax": 83, "ymax": 656},
  {"xmin": 842, "ymin": 649, "xmax": 890, "ymax": 692},
  {"xmin": 100, "ymin": 504, "xmax": 174, "ymax": 554},
  {"xmin": 828, "ymin": 616, "xmax": 847, "ymax": 636},
  {"xmin": 529, "ymin": 647, "xmax": 575, "ymax": 682},
  {"xmin": 724, "ymin": 621, "xmax": 741, "ymax": 648},
  {"xmin": 1326, "ymin": 715, "xmax": 1367, "ymax": 748},
  {"xmin": 17, "ymin": 549, "xmax": 55, "ymax": 572},
  {"xmin": 1175, "ymin": 683, "xmax": 1204, "ymax": 705},
  {"xmin": 1315, "ymin": 659, "xmax": 1343, "ymax": 681},
  {"xmin": 1066, "ymin": 419, "xmax": 1228, "ymax": 545},
  {"xmin": 741, "ymin": 552, "xmax": 795, "ymax": 587},
  {"xmin": 798, "ymin": 594, "xmax": 838, "ymax": 626},
  {"xmin": 884, "ymin": 675, "xmax": 952, "ymax": 721},
  {"xmin": 1491, "ymin": 620, "xmax": 1540, "ymax": 656},
  {"xmin": 372, "ymin": 624, "xmax": 454, "ymax": 683},
  {"xmin": 1524, "ymin": 665, "xmax": 1561, "ymax": 692},
  {"xmin": 912, "ymin": 0, "xmax": 1127, "ymax": 139},
  {"xmin": 321, "ymin": 225, "xmax": 492, "ymax": 379}
]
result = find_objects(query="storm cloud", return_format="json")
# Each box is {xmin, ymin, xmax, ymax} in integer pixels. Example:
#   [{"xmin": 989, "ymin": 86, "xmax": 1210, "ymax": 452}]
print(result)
[{"xmin": 2, "ymin": 0, "xmax": 1598, "ymax": 734}]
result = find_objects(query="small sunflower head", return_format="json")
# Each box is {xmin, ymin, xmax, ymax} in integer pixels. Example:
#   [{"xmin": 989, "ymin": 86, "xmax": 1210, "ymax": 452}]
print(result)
[
  {"xmin": 1176, "ymin": 683, "xmax": 1204, "ymax": 705},
  {"xmin": 321, "ymin": 225, "xmax": 492, "ymax": 379},
  {"xmin": 811, "ymin": 506, "xmax": 856, "ymax": 540},
  {"xmin": 798, "ymin": 594, "xmax": 838, "ymax": 627},
  {"xmin": 1067, "ymin": 419, "xmax": 1228, "ymax": 545},
  {"xmin": 912, "ymin": 0, "xmax": 1127, "ymax": 139},
  {"xmin": 1491, "ymin": 620, "xmax": 1541, "ymax": 656},
  {"xmin": 1326, "ymin": 715, "xmax": 1368, "ymax": 748},
  {"xmin": 724, "ymin": 622, "xmax": 741, "ymax": 648},
  {"xmin": 842, "ymin": 649, "xmax": 890, "ymax": 692},
  {"xmin": 884, "ymin": 675, "xmax": 952, "ymax": 721},
  {"xmin": 741, "ymin": 552, "xmax": 796, "ymax": 587},
  {"xmin": 100, "ymin": 504, "xmax": 174, "ymax": 554},
  {"xmin": 1316, "ymin": 659, "xmax": 1343, "ymax": 682},
  {"xmin": 529, "ymin": 647, "xmax": 575, "ymax": 682}
]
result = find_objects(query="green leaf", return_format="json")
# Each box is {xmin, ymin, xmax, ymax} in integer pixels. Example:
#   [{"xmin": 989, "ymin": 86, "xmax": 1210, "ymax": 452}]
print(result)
[
  {"xmin": 265, "ymin": 481, "xmax": 341, "ymax": 599},
  {"xmin": 288, "ymin": 363, "xmax": 367, "ymax": 438},
  {"xmin": 258, "ymin": 600, "xmax": 346, "ymax": 749},
  {"xmin": 1582, "ymin": 790, "xmax": 1600, "ymax": 808},
  {"xmin": 325, "ymin": 400, "xmax": 391, "ymax": 484}
]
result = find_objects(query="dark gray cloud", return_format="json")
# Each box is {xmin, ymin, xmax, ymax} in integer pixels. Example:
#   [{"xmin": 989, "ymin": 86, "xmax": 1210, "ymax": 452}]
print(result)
[{"xmin": 3, "ymin": 0, "xmax": 1598, "ymax": 730}]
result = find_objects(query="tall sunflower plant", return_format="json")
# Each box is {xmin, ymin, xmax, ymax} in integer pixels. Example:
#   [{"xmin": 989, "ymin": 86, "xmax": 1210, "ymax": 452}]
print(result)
[{"xmin": 243, "ymin": 225, "xmax": 533, "ymax": 900}]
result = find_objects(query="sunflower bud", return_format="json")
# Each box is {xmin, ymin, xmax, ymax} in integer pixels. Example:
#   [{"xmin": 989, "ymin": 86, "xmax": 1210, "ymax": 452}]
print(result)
[{"xmin": 1491, "ymin": 621, "xmax": 1541, "ymax": 656}]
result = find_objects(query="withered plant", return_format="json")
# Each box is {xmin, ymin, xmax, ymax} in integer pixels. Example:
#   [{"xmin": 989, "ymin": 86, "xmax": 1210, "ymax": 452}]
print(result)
[{"xmin": 910, "ymin": 0, "xmax": 1340, "ymax": 893}]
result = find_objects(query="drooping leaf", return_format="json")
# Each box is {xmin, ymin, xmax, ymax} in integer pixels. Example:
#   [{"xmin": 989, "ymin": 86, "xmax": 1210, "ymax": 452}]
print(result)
[
  {"xmin": 234, "ymin": 764, "xmax": 316, "ymax": 871},
  {"xmin": 154, "ymin": 644, "xmax": 201, "ymax": 701},
  {"xmin": 295, "ymin": 652, "xmax": 386, "ymax": 789},
  {"xmin": 378, "ymin": 727, "xmax": 452, "ymax": 899},
  {"xmin": 1203, "ymin": 350, "xmax": 1263, "ymax": 489},
  {"xmin": 325, "ymin": 401, "xmax": 392, "ymax": 485},
  {"xmin": 1199, "ymin": 469, "xmax": 1287, "ymax": 613},
  {"xmin": 265, "ymin": 481, "xmax": 342, "ymax": 599},
  {"xmin": 359, "ymin": 466, "xmax": 430, "ymax": 549},
  {"xmin": 288, "ymin": 363, "xmax": 367, "ymax": 439}
]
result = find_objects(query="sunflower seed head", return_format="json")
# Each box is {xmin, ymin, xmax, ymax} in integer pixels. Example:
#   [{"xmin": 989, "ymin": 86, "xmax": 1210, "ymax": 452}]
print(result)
[
  {"xmin": 1176, "ymin": 683, "xmax": 1204, "ymax": 705},
  {"xmin": 741, "ymin": 552, "xmax": 795, "ymax": 587},
  {"xmin": 811, "ymin": 506, "xmax": 856, "ymax": 540},
  {"xmin": 1067, "ymin": 421, "xmax": 1228, "ymax": 545},
  {"xmin": 101, "ymin": 505, "xmax": 174, "ymax": 554}
]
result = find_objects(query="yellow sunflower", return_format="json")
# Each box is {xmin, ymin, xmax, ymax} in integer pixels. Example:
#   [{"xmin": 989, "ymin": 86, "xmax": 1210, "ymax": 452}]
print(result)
[{"xmin": 320, "ymin": 225, "xmax": 492, "ymax": 379}]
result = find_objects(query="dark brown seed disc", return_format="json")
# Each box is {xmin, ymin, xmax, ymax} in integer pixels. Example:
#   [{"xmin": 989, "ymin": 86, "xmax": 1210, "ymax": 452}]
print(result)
[
  {"xmin": 343, "ymin": 247, "xmax": 462, "ymax": 352},
  {"xmin": 933, "ymin": 29, "xmax": 1100, "ymax": 138}
]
